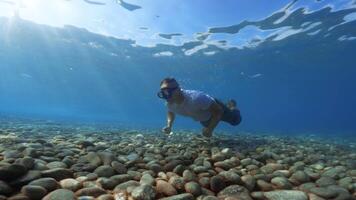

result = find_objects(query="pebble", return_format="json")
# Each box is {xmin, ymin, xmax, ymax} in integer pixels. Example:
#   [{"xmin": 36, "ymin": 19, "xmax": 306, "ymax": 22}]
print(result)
[
  {"xmin": 210, "ymin": 175, "xmax": 226, "ymax": 193},
  {"xmin": 131, "ymin": 184, "xmax": 156, "ymax": 200},
  {"xmin": 59, "ymin": 178, "xmax": 82, "ymax": 191},
  {"xmin": 309, "ymin": 187, "xmax": 338, "ymax": 199},
  {"xmin": 263, "ymin": 190, "xmax": 308, "ymax": 200},
  {"xmin": 271, "ymin": 176, "xmax": 293, "ymax": 189},
  {"xmin": 0, "ymin": 180, "xmax": 13, "ymax": 195},
  {"xmin": 158, "ymin": 193, "xmax": 194, "ymax": 200},
  {"xmin": 41, "ymin": 168, "xmax": 73, "ymax": 181},
  {"xmin": 29, "ymin": 177, "xmax": 59, "ymax": 192},
  {"xmin": 184, "ymin": 181, "xmax": 202, "ymax": 197},
  {"xmin": 156, "ymin": 180, "xmax": 177, "ymax": 196},
  {"xmin": 241, "ymin": 175, "xmax": 256, "ymax": 191},
  {"xmin": 42, "ymin": 189, "xmax": 76, "ymax": 200},
  {"xmin": 21, "ymin": 185, "xmax": 48, "ymax": 200},
  {"xmin": 140, "ymin": 173, "xmax": 155, "ymax": 186},
  {"xmin": 217, "ymin": 185, "xmax": 252, "ymax": 200},
  {"xmin": 94, "ymin": 165, "xmax": 115, "ymax": 177},
  {"xmin": 75, "ymin": 187, "xmax": 107, "ymax": 197}
]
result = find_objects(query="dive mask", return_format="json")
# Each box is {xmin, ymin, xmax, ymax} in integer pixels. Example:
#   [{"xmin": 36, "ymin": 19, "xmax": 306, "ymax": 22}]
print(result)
[{"xmin": 157, "ymin": 87, "xmax": 178, "ymax": 100}]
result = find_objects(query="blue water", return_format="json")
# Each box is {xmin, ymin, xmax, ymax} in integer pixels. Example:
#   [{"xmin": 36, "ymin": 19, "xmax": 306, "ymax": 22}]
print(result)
[{"xmin": 0, "ymin": 1, "xmax": 356, "ymax": 136}]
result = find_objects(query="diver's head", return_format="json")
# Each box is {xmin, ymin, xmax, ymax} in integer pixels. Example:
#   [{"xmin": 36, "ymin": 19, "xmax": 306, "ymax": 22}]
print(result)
[{"xmin": 157, "ymin": 77, "xmax": 182, "ymax": 103}]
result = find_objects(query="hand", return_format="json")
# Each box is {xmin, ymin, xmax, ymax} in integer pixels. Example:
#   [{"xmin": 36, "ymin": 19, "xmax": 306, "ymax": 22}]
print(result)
[
  {"xmin": 161, "ymin": 126, "xmax": 172, "ymax": 135},
  {"xmin": 202, "ymin": 127, "xmax": 213, "ymax": 137}
]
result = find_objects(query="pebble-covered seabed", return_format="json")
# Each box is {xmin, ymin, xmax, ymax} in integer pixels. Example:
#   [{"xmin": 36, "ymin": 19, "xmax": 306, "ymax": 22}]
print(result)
[{"xmin": 0, "ymin": 117, "xmax": 355, "ymax": 200}]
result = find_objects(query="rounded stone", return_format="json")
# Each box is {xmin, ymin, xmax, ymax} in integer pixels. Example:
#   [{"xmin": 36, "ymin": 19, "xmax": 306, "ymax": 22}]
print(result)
[
  {"xmin": 156, "ymin": 180, "xmax": 177, "ymax": 196},
  {"xmin": 114, "ymin": 180, "xmax": 140, "ymax": 192},
  {"xmin": 43, "ymin": 189, "xmax": 76, "ymax": 200},
  {"xmin": 96, "ymin": 177, "xmax": 117, "ymax": 190},
  {"xmin": 309, "ymin": 187, "xmax": 338, "ymax": 199},
  {"xmin": 263, "ymin": 190, "xmax": 308, "ymax": 200},
  {"xmin": 131, "ymin": 184, "xmax": 156, "ymax": 200},
  {"xmin": 0, "ymin": 180, "xmax": 13, "ymax": 196},
  {"xmin": 29, "ymin": 177, "xmax": 60, "ymax": 192},
  {"xmin": 169, "ymin": 176, "xmax": 185, "ymax": 190},
  {"xmin": 198, "ymin": 177, "xmax": 210, "ymax": 189},
  {"xmin": 316, "ymin": 176, "xmax": 336, "ymax": 187},
  {"xmin": 75, "ymin": 187, "xmax": 107, "ymax": 197},
  {"xmin": 0, "ymin": 164, "xmax": 27, "ymax": 181},
  {"xmin": 257, "ymin": 180, "xmax": 273, "ymax": 191},
  {"xmin": 47, "ymin": 162, "xmax": 67, "ymax": 169},
  {"xmin": 41, "ymin": 168, "xmax": 73, "ymax": 181},
  {"xmin": 219, "ymin": 171, "xmax": 242, "ymax": 185},
  {"xmin": 210, "ymin": 176, "xmax": 226, "ymax": 193},
  {"xmin": 184, "ymin": 182, "xmax": 202, "ymax": 197},
  {"xmin": 217, "ymin": 185, "xmax": 252, "ymax": 200},
  {"xmin": 111, "ymin": 161, "xmax": 127, "ymax": 174},
  {"xmin": 97, "ymin": 194, "xmax": 115, "ymax": 200},
  {"xmin": 140, "ymin": 174, "xmax": 155, "ymax": 186},
  {"xmin": 60, "ymin": 178, "xmax": 82, "ymax": 191},
  {"xmin": 241, "ymin": 175, "xmax": 256, "ymax": 191},
  {"xmin": 289, "ymin": 171, "xmax": 310, "ymax": 185},
  {"xmin": 94, "ymin": 165, "xmax": 116, "ymax": 178},
  {"xmin": 21, "ymin": 185, "xmax": 47, "ymax": 200},
  {"xmin": 271, "ymin": 177, "xmax": 293, "ymax": 189},
  {"xmin": 10, "ymin": 170, "xmax": 42, "ymax": 187}
]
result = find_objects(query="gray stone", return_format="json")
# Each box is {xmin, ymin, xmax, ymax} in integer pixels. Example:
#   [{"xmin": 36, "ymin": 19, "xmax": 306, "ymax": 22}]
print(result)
[
  {"xmin": 110, "ymin": 174, "xmax": 132, "ymax": 185},
  {"xmin": 98, "ymin": 152, "xmax": 116, "ymax": 165},
  {"xmin": 43, "ymin": 189, "xmax": 75, "ymax": 200},
  {"xmin": 75, "ymin": 187, "xmax": 107, "ymax": 197},
  {"xmin": 169, "ymin": 176, "xmax": 185, "ymax": 190},
  {"xmin": 59, "ymin": 178, "xmax": 82, "ymax": 191},
  {"xmin": 210, "ymin": 176, "xmax": 225, "ymax": 193},
  {"xmin": 219, "ymin": 171, "xmax": 242, "ymax": 185},
  {"xmin": 289, "ymin": 171, "xmax": 310, "ymax": 185},
  {"xmin": 41, "ymin": 168, "xmax": 73, "ymax": 181},
  {"xmin": 322, "ymin": 166, "xmax": 346, "ymax": 179},
  {"xmin": 184, "ymin": 182, "xmax": 202, "ymax": 197},
  {"xmin": 264, "ymin": 190, "xmax": 308, "ymax": 200},
  {"xmin": 271, "ymin": 177, "xmax": 293, "ymax": 189},
  {"xmin": 310, "ymin": 187, "xmax": 338, "ymax": 199},
  {"xmin": 10, "ymin": 170, "xmax": 41, "ymax": 187},
  {"xmin": 94, "ymin": 165, "xmax": 115, "ymax": 177},
  {"xmin": 131, "ymin": 184, "xmax": 156, "ymax": 200},
  {"xmin": 21, "ymin": 185, "xmax": 47, "ymax": 200},
  {"xmin": 241, "ymin": 174, "xmax": 256, "ymax": 191},
  {"xmin": 96, "ymin": 177, "xmax": 117, "ymax": 190},
  {"xmin": 0, "ymin": 180, "xmax": 13, "ymax": 195},
  {"xmin": 217, "ymin": 185, "xmax": 252, "ymax": 200},
  {"xmin": 140, "ymin": 173, "xmax": 155, "ymax": 186},
  {"xmin": 158, "ymin": 193, "xmax": 194, "ymax": 200},
  {"xmin": 47, "ymin": 162, "xmax": 67, "ymax": 169},
  {"xmin": 316, "ymin": 176, "xmax": 336, "ymax": 187},
  {"xmin": 111, "ymin": 161, "xmax": 127, "ymax": 174},
  {"xmin": 29, "ymin": 177, "xmax": 60, "ymax": 192},
  {"xmin": 114, "ymin": 180, "xmax": 140, "ymax": 191},
  {"xmin": 127, "ymin": 153, "xmax": 139, "ymax": 161},
  {"xmin": 15, "ymin": 157, "xmax": 35, "ymax": 170},
  {"xmin": 0, "ymin": 164, "xmax": 27, "ymax": 181}
]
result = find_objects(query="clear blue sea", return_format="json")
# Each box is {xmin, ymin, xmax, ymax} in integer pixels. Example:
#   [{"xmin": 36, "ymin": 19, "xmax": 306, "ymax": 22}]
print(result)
[{"xmin": 0, "ymin": 0, "xmax": 355, "ymax": 136}]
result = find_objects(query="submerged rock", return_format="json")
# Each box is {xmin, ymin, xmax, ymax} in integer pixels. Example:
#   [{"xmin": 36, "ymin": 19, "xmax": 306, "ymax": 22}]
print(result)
[
  {"xmin": 263, "ymin": 190, "xmax": 308, "ymax": 200},
  {"xmin": 131, "ymin": 184, "xmax": 156, "ymax": 200},
  {"xmin": 43, "ymin": 189, "xmax": 76, "ymax": 200}
]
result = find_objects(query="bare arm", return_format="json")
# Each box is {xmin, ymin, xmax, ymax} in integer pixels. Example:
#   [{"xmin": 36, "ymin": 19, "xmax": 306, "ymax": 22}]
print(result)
[
  {"xmin": 167, "ymin": 111, "xmax": 175, "ymax": 128},
  {"xmin": 205, "ymin": 101, "xmax": 223, "ymax": 131}
]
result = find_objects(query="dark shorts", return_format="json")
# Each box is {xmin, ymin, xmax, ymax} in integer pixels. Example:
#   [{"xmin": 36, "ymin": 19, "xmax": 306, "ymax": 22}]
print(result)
[{"xmin": 200, "ymin": 99, "xmax": 242, "ymax": 127}]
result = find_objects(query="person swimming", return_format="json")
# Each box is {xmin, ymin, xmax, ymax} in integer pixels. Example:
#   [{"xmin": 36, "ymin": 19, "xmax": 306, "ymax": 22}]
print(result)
[{"xmin": 157, "ymin": 77, "xmax": 241, "ymax": 137}]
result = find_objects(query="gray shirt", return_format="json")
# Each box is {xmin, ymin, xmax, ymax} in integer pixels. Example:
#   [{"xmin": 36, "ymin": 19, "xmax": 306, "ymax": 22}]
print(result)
[{"xmin": 167, "ymin": 89, "xmax": 215, "ymax": 122}]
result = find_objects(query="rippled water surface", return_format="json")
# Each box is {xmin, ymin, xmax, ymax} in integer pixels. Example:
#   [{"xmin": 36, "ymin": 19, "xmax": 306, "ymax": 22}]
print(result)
[{"xmin": 0, "ymin": 0, "xmax": 355, "ymax": 134}]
